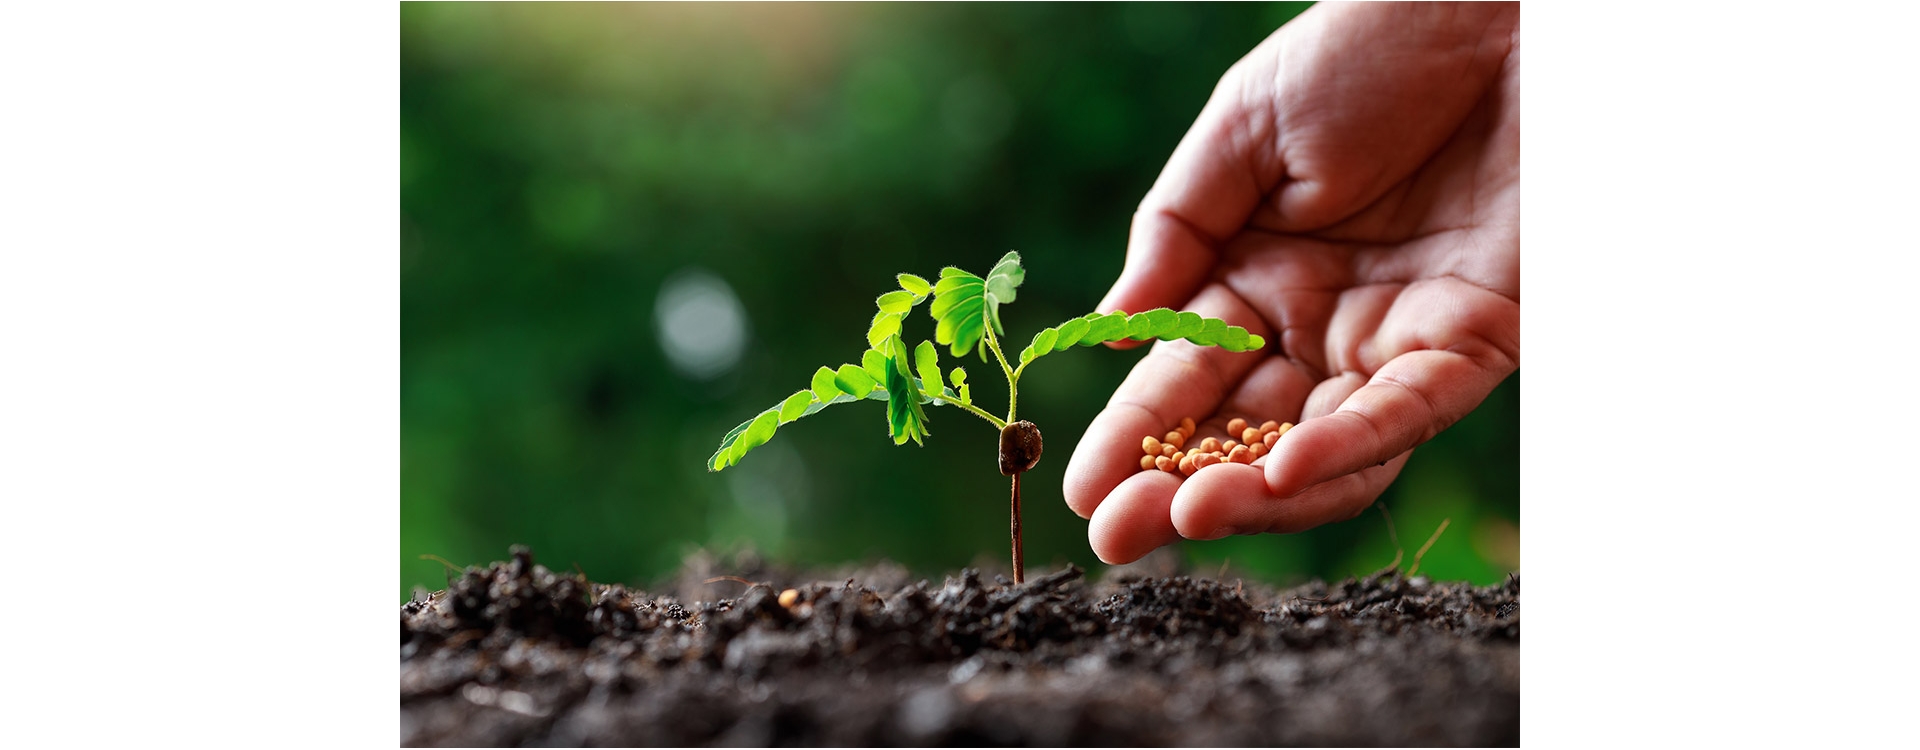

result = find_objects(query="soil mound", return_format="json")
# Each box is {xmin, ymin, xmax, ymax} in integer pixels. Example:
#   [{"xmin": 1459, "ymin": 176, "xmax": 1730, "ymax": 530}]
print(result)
[{"xmin": 401, "ymin": 548, "xmax": 1518, "ymax": 746}]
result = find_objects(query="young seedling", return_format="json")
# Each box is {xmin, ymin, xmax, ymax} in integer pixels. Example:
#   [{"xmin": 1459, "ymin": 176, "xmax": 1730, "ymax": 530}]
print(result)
[{"xmin": 706, "ymin": 252, "xmax": 1264, "ymax": 582}]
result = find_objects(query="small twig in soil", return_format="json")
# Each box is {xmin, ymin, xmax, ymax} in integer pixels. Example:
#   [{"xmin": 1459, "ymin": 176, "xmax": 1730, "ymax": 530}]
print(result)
[
  {"xmin": 1377, "ymin": 504, "xmax": 1405, "ymax": 572},
  {"xmin": 420, "ymin": 554, "xmax": 464, "ymax": 584},
  {"xmin": 703, "ymin": 575, "xmax": 764, "ymax": 590},
  {"xmin": 1407, "ymin": 518, "xmax": 1451, "ymax": 577}
]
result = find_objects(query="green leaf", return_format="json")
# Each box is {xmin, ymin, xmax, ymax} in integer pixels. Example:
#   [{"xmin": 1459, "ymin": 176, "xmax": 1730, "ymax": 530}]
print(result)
[
  {"xmin": 867, "ymin": 311, "xmax": 902, "ymax": 349},
  {"xmin": 1014, "ymin": 308, "xmax": 1267, "ymax": 369},
  {"xmin": 984, "ymin": 251, "xmax": 1024, "ymax": 307},
  {"xmin": 876, "ymin": 290, "xmax": 916, "ymax": 314},
  {"xmin": 1188, "ymin": 317, "xmax": 1227, "ymax": 345},
  {"xmin": 834, "ymin": 364, "xmax": 877, "ymax": 396},
  {"xmin": 809, "ymin": 366, "xmax": 842, "ymax": 401},
  {"xmin": 949, "ymin": 367, "xmax": 971, "ymax": 405},
  {"xmin": 897, "ymin": 273, "xmax": 931, "ymax": 297},
  {"xmin": 913, "ymin": 340, "xmax": 945, "ymax": 397},
  {"xmin": 861, "ymin": 349, "xmax": 888, "ymax": 384},
  {"xmin": 883, "ymin": 349, "xmax": 931, "ymax": 445},
  {"xmin": 778, "ymin": 390, "xmax": 813, "ymax": 422},
  {"xmin": 709, "ymin": 377, "xmax": 888, "ymax": 471},
  {"xmin": 1052, "ymin": 317, "xmax": 1091, "ymax": 350},
  {"xmin": 1084, "ymin": 310, "xmax": 1128, "ymax": 342},
  {"xmin": 1019, "ymin": 325, "xmax": 1062, "ymax": 364},
  {"xmin": 1170, "ymin": 311, "xmax": 1204, "ymax": 339},
  {"xmin": 1127, "ymin": 308, "xmax": 1176, "ymax": 340},
  {"xmin": 929, "ymin": 252, "xmax": 1024, "ymax": 360}
]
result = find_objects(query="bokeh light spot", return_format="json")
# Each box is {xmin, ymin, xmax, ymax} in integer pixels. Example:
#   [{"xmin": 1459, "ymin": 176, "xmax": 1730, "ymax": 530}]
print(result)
[{"xmin": 655, "ymin": 268, "xmax": 748, "ymax": 380}]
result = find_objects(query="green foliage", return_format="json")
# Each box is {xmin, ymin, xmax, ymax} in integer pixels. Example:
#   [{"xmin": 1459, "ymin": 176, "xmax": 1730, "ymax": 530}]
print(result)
[
  {"xmin": 930, "ymin": 251, "xmax": 1025, "ymax": 360},
  {"xmin": 711, "ymin": 252, "xmax": 1264, "ymax": 471},
  {"xmin": 1018, "ymin": 309, "xmax": 1264, "ymax": 366}
]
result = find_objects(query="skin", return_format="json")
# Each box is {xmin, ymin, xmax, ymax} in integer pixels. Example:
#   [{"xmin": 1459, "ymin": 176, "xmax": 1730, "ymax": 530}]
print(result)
[{"xmin": 1062, "ymin": 2, "xmax": 1520, "ymax": 564}]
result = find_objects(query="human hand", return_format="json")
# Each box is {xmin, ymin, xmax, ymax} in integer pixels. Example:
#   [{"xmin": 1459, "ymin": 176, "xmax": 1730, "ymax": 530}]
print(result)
[{"xmin": 1062, "ymin": 2, "xmax": 1520, "ymax": 564}]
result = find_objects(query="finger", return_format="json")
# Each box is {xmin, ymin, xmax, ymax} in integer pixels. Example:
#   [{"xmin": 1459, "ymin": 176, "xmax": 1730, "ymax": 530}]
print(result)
[
  {"xmin": 1267, "ymin": 349, "xmax": 1512, "ymax": 499},
  {"xmin": 1079, "ymin": 356, "xmax": 1316, "ymax": 560},
  {"xmin": 1062, "ymin": 284, "xmax": 1272, "ymax": 520},
  {"xmin": 1170, "ymin": 451, "xmax": 1411, "ymax": 541},
  {"xmin": 1086, "ymin": 471, "xmax": 1184, "ymax": 565},
  {"xmin": 1095, "ymin": 46, "xmax": 1283, "ymax": 328}
]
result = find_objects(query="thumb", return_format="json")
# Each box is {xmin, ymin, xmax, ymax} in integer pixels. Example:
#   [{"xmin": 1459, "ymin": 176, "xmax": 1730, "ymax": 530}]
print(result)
[{"xmin": 1095, "ymin": 40, "xmax": 1284, "ymax": 329}]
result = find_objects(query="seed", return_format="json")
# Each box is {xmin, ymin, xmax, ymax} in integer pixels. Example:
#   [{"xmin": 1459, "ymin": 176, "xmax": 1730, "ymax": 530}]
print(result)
[
  {"xmin": 1179, "ymin": 417, "xmax": 1196, "ymax": 437},
  {"xmin": 1198, "ymin": 437, "xmax": 1221, "ymax": 454},
  {"xmin": 1222, "ymin": 440, "xmax": 1238, "ymax": 453},
  {"xmin": 1241, "ymin": 427, "xmax": 1261, "ymax": 445},
  {"xmin": 1276, "ymin": 421, "xmax": 1293, "ymax": 437},
  {"xmin": 1142, "ymin": 435, "xmax": 1162, "ymax": 456},
  {"xmin": 1162, "ymin": 443, "xmax": 1177, "ymax": 457},
  {"xmin": 1193, "ymin": 452, "xmax": 1220, "ymax": 470},
  {"xmin": 1155, "ymin": 455, "xmax": 1175, "ymax": 472},
  {"xmin": 1228, "ymin": 445, "xmax": 1251, "ymax": 463},
  {"xmin": 1140, "ymin": 454, "xmax": 1158, "ymax": 471},
  {"xmin": 1178, "ymin": 453, "xmax": 1197, "ymax": 475},
  {"xmin": 778, "ymin": 589, "xmax": 799, "ymax": 608},
  {"xmin": 1248, "ymin": 442, "xmax": 1266, "ymax": 459},
  {"xmin": 1164, "ymin": 431, "xmax": 1186, "ymax": 449},
  {"xmin": 1227, "ymin": 417, "xmax": 1247, "ymax": 435},
  {"xmin": 1260, "ymin": 420, "xmax": 1279, "ymax": 434},
  {"xmin": 1172, "ymin": 450, "xmax": 1186, "ymax": 465},
  {"xmin": 1263, "ymin": 431, "xmax": 1279, "ymax": 449}
]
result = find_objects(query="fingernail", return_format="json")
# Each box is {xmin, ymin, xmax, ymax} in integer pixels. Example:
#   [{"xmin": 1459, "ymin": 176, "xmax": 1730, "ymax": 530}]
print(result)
[{"xmin": 1202, "ymin": 526, "xmax": 1242, "ymax": 541}]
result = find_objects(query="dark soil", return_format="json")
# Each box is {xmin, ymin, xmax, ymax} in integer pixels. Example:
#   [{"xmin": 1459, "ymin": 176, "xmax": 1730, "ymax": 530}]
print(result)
[{"xmin": 401, "ymin": 548, "xmax": 1518, "ymax": 746}]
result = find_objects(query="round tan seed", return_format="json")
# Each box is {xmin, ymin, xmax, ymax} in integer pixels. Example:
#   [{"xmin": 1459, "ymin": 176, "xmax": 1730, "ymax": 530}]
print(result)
[
  {"xmin": 1179, "ymin": 417, "xmax": 1196, "ymax": 437},
  {"xmin": 1142, "ymin": 435, "xmax": 1162, "ymax": 456},
  {"xmin": 1260, "ymin": 420, "xmax": 1279, "ymax": 434},
  {"xmin": 1248, "ymin": 442, "xmax": 1267, "ymax": 459},
  {"xmin": 1178, "ymin": 454, "xmax": 1197, "ymax": 475},
  {"xmin": 1222, "ymin": 440, "xmax": 1238, "ymax": 453},
  {"xmin": 1198, "ymin": 437, "xmax": 1220, "ymax": 454},
  {"xmin": 1193, "ymin": 452, "xmax": 1220, "ymax": 470},
  {"xmin": 1263, "ymin": 431, "xmax": 1279, "ymax": 449},
  {"xmin": 1164, "ymin": 431, "xmax": 1185, "ymax": 449},
  {"xmin": 1140, "ymin": 454, "xmax": 1158, "ymax": 471},
  {"xmin": 1276, "ymin": 421, "xmax": 1293, "ymax": 437},
  {"xmin": 1162, "ymin": 443, "xmax": 1177, "ymax": 457},
  {"xmin": 779, "ymin": 589, "xmax": 800, "ymax": 608},
  {"xmin": 1228, "ymin": 445, "xmax": 1251, "ymax": 463},
  {"xmin": 1227, "ymin": 417, "xmax": 1247, "ymax": 435},
  {"xmin": 1241, "ymin": 427, "xmax": 1261, "ymax": 445},
  {"xmin": 1155, "ymin": 455, "xmax": 1175, "ymax": 472}
]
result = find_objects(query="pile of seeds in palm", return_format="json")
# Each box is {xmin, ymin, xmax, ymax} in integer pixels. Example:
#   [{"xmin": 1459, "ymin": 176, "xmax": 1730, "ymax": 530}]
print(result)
[{"xmin": 1139, "ymin": 417, "xmax": 1292, "ymax": 476}]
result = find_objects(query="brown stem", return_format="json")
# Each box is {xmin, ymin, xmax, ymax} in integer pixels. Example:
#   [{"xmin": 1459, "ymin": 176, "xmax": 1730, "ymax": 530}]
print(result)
[
  {"xmin": 997, "ymin": 420, "xmax": 1042, "ymax": 586},
  {"xmin": 1010, "ymin": 473, "xmax": 1024, "ymax": 584}
]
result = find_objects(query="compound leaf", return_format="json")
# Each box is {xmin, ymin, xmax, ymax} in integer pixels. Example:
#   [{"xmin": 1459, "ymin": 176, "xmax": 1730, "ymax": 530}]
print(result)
[
  {"xmin": 1016, "ymin": 308, "xmax": 1266, "ymax": 368},
  {"xmin": 930, "ymin": 251, "xmax": 1024, "ymax": 360},
  {"xmin": 709, "ymin": 371, "xmax": 889, "ymax": 471},
  {"xmin": 883, "ymin": 343, "xmax": 931, "ymax": 445}
]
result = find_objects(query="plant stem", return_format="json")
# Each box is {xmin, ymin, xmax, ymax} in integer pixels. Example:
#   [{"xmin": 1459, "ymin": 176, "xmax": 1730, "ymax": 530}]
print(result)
[
  {"xmin": 1009, "ymin": 473, "xmax": 1024, "ymax": 584},
  {"xmin": 920, "ymin": 386, "xmax": 1007, "ymax": 430},
  {"xmin": 982, "ymin": 325, "xmax": 1018, "ymax": 421}
]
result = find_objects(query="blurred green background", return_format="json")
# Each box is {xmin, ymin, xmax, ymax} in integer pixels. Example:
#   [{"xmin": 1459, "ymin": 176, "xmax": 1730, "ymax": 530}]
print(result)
[{"xmin": 401, "ymin": 1, "xmax": 1519, "ymax": 599}]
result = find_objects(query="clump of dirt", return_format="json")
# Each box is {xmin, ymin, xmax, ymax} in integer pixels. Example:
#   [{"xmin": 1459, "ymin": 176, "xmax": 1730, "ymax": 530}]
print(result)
[{"xmin": 401, "ymin": 547, "xmax": 1518, "ymax": 746}]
